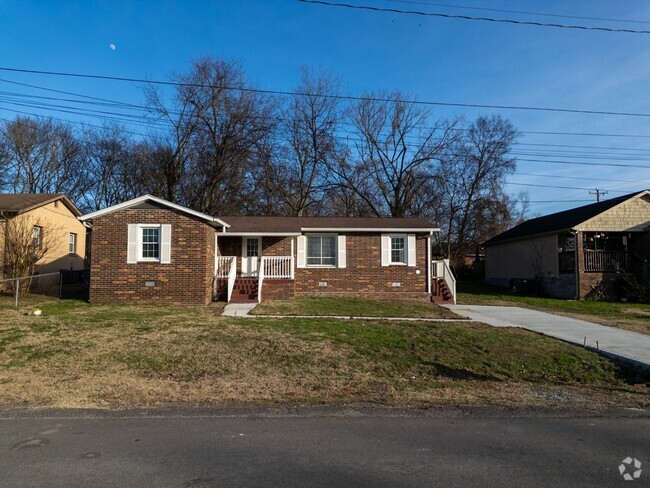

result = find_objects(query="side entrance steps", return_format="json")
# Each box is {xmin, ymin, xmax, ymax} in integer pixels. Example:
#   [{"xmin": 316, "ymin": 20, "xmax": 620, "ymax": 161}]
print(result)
[
  {"xmin": 431, "ymin": 278, "xmax": 454, "ymax": 304},
  {"xmin": 230, "ymin": 277, "xmax": 259, "ymax": 303}
]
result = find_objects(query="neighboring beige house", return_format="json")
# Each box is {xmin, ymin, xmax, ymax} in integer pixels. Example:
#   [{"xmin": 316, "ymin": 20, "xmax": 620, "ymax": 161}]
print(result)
[
  {"xmin": 0, "ymin": 193, "xmax": 86, "ymax": 277},
  {"xmin": 484, "ymin": 190, "xmax": 650, "ymax": 300}
]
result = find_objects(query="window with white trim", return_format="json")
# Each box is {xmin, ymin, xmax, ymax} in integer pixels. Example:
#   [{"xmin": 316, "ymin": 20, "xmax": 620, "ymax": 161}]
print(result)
[
  {"xmin": 390, "ymin": 235, "xmax": 406, "ymax": 264},
  {"xmin": 139, "ymin": 226, "xmax": 160, "ymax": 261},
  {"xmin": 69, "ymin": 233, "xmax": 77, "ymax": 254},
  {"xmin": 307, "ymin": 234, "xmax": 337, "ymax": 266}
]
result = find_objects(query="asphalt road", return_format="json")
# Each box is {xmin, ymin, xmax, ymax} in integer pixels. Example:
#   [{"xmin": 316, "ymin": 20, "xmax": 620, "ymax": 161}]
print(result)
[{"xmin": 1, "ymin": 408, "xmax": 648, "ymax": 487}]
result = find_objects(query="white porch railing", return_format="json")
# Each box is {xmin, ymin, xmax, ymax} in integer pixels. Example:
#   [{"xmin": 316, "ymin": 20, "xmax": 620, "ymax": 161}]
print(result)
[
  {"xmin": 257, "ymin": 256, "xmax": 294, "ymax": 303},
  {"xmin": 432, "ymin": 259, "xmax": 456, "ymax": 304},
  {"xmin": 216, "ymin": 256, "xmax": 234, "ymax": 279},
  {"xmin": 262, "ymin": 255, "xmax": 294, "ymax": 279},
  {"xmin": 227, "ymin": 257, "xmax": 237, "ymax": 302}
]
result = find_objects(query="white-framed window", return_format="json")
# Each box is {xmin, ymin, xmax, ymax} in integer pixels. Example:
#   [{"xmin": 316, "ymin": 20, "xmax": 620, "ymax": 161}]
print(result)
[
  {"xmin": 32, "ymin": 226, "xmax": 42, "ymax": 249},
  {"xmin": 246, "ymin": 237, "xmax": 259, "ymax": 257},
  {"xmin": 139, "ymin": 225, "xmax": 161, "ymax": 261},
  {"xmin": 69, "ymin": 233, "xmax": 77, "ymax": 254},
  {"xmin": 127, "ymin": 223, "xmax": 171, "ymax": 264},
  {"xmin": 390, "ymin": 235, "xmax": 406, "ymax": 265},
  {"xmin": 306, "ymin": 234, "xmax": 337, "ymax": 267}
]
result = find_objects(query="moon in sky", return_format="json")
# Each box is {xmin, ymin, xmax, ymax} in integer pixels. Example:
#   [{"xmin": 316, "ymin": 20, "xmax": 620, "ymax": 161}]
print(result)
[{"xmin": 109, "ymin": 43, "xmax": 116, "ymax": 51}]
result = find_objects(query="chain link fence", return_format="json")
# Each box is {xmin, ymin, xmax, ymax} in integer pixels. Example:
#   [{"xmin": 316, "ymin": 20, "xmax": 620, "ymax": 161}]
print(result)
[
  {"xmin": 0, "ymin": 272, "xmax": 61, "ymax": 307},
  {"xmin": 0, "ymin": 270, "xmax": 90, "ymax": 307}
]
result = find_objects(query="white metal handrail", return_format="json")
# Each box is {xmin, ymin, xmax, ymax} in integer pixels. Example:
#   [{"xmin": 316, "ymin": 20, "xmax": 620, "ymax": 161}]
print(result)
[
  {"xmin": 431, "ymin": 259, "xmax": 456, "ymax": 304},
  {"xmin": 227, "ymin": 257, "xmax": 237, "ymax": 302},
  {"xmin": 261, "ymin": 255, "xmax": 293, "ymax": 279}
]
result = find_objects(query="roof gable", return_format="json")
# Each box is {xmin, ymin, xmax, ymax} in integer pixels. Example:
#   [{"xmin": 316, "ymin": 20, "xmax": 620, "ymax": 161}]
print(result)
[
  {"xmin": 0, "ymin": 193, "xmax": 81, "ymax": 216},
  {"xmin": 484, "ymin": 190, "xmax": 650, "ymax": 246},
  {"xmin": 79, "ymin": 195, "xmax": 230, "ymax": 227}
]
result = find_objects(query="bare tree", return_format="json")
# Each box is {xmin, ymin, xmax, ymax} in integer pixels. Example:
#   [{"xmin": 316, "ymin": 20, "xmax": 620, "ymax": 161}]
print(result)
[
  {"xmin": 3, "ymin": 216, "xmax": 59, "ymax": 279},
  {"xmin": 332, "ymin": 92, "xmax": 456, "ymax": 217},
  {"xmin": 82, "ymin": 125, "xmax": 140, "ymax": 211},
  {"xmin": 0, "ymin": 117, "xmax": 89, "ymax": 202},
  {"xmin": 263, "ymin": 68, "xmax": 343, "ymax": 216},
  {"xmin": 432, "ymin": 115, "xmax": 521, "ymax": 265}
]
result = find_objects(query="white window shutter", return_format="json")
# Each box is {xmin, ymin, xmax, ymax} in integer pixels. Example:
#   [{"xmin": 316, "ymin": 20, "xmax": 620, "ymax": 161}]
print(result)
[
  {"xmin": 407, "ymin": 234, "xmax": 416, "ymax": 267},
  {"xmin": 337, "ymin": 235, "xmax": 346, "ymax": 268},
  {"xmin": 127, "ymin": 224, "xmax": 137, "ymax": 264},
  {"xmin": 381, "ymin": 234, "xmax": 390, "ymax": 266},
  {"xmin": 297, "ymin": 235, "xmax": 306, "ymax": 268},
  {"xmin": 161, "ymin": 224, "xmax": 172, "ymax": 264}
]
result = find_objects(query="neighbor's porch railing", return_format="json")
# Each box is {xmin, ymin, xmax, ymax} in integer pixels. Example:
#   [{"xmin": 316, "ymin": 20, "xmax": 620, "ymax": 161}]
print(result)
[
  {"xmin": 583, "ymin": 250, "xmax": 630, "ymax": 272},
  {"xmin": 431, "ymin": 259, "xmax": 457, "ymax": 304}
]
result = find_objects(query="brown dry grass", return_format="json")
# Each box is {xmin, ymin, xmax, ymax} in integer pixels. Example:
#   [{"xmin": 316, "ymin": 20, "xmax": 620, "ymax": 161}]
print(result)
[{"xmin": 0, "ymin": 297, "xmax": 647, "ymax": 410}]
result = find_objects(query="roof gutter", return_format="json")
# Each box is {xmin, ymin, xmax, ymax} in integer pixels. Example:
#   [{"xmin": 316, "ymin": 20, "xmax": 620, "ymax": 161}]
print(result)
[{"xmin": 300, "ymin": 227, "xmax": 440, "ymax": 233}]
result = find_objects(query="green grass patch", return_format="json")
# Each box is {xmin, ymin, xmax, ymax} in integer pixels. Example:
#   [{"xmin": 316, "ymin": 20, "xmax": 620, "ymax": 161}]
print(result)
[
  {"xmin": 252, "ymin": 296, "xmax": 460, "ymax": 319},
  {"xmin": 458, "ymin": 281, "xmax": 650, "ymax": 335},
  {"xmin": 0, "ymin": 297, "xmax": 646, "ymax": 408}
]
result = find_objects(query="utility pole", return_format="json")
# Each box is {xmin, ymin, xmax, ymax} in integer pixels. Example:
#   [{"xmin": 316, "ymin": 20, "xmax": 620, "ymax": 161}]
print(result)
[{"xmin": 589, "ymin": 188, "xmax": 608, "ymax": 203}]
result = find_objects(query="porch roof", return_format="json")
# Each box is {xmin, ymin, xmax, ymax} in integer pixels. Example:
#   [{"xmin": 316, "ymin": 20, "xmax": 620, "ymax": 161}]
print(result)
[
  {"xmin": 218, "ymin": 216, "xmax": 438, "ymax": 234},
  {"xmin": 484, "ymin": 189, "xmax": 649, "ymax": 246}
]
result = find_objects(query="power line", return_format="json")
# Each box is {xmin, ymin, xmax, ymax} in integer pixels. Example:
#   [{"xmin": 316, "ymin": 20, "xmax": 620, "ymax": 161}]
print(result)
[
  {"xmin": 4, "ymin": 66, "xmax": 650, "ymax": 118},
  {"xmin": 506, "ymin": 182, "xmax": 628, "ymax": 193},
  {"xmin": 513, "ymin": 172, "xmax": 645, "ymax": 185},
  {"xmin": 298, "ymin": 0, "xmax": 650, "ymax": 35},
  {"xmin": 383, "ymin": 0, "xmax": 650, "ymax": 25}
]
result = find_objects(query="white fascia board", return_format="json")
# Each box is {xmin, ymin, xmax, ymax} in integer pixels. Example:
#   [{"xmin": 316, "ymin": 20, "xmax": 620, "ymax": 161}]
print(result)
[
  {"xmin": 215, "ymin": 232, "xmax": 302, "ymax": 236},
  {"xmin": 79, "ymin": 194, "xmax": 230, "ymax": 227},
  {"xmin": 300, "ymin": 227, "xmax": 440, "ymax": 233}
]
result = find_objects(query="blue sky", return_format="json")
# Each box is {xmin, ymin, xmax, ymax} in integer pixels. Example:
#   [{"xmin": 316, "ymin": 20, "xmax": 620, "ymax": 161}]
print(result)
[{"xmin": 2, "ymin": 0, "xmax": 650, "ymax": 215}]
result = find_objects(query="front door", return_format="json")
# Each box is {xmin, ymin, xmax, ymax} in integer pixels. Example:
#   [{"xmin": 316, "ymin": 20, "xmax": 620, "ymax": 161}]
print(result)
[{"xmin": 241, "ymin": 237, "xmax": 261, "ymax": 276}]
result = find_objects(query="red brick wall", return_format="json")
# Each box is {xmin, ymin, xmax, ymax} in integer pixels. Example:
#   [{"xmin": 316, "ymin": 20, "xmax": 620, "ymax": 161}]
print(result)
[
  {"xmin": 89, "ymin": 208, "xmax": 215, "ymax": 305},
  {"xmin": 295, "ymin": 233, "xmax": 429, "ymax": 299},
  {"xmin": 219, "ymin": 233, "xmax": 430, "ymax": 300},
  {"xmin": 261, "ymin": 279, "xmax": 295, "ymax": 300}
]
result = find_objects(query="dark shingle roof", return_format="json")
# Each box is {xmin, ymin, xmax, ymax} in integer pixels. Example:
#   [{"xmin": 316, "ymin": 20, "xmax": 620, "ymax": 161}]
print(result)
[
  {"xmin": 484, "ymin": 190, "xmax": 649, "ymax": 246},
  {"xmin": 0, "ymin": 193, "xmax": 81, "ymax": 216},
  {"xmin": 220, "ymin": 216, "xmax": 437, "ymax": 233}
]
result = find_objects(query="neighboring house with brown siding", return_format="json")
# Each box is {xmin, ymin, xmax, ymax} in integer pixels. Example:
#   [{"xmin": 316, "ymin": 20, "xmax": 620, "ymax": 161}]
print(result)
[
  {"xmin": 0, "ymin": 193, "xmax": 86, "ymax": 277},
  {"xmin": 80, "ymin": 195, "xmax": 453, "ymax": 306},
  {"xmin": 484, "ymin": 190, "xmax": 650, "ymax": 300}
]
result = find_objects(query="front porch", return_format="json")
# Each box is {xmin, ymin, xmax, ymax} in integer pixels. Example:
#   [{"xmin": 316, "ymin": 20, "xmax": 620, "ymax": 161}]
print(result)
[{"xmin": 215, "ymin": 255, "xmax": 295, "ymax": 303}]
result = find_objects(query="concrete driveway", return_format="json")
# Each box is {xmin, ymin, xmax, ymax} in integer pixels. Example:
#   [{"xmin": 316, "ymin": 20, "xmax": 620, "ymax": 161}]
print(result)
[{"xmin": 447, "ymin": 305, "xmax": 650, "ymax": 368}]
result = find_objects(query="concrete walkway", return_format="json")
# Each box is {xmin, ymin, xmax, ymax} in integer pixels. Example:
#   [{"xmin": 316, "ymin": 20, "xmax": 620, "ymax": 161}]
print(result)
[
  {"xmin": 446, "ymin": 305, "xmax": 650, "ymax": 368},
  {"xmin": 222, "ymin": 303, "xmax": 257, "ymax": 317}
]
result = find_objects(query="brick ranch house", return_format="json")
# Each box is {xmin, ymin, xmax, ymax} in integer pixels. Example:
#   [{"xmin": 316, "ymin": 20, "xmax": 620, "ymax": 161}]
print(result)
[
  {"xmin": 484, "ymin": 190, "xmax": 650, "ymax": 300},
  {"xmin": 79, "ymin": 195, "xmax": 456, "ymax": 305}
]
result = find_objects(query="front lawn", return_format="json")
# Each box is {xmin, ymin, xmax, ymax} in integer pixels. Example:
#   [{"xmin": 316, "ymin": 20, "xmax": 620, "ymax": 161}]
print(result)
[
  {"xmin": 0, "ymin": 296, "xmax": 646, "ymax": 409},
  {"xmin": 458, "ymin": 281, "xmax": 650, "ymax": 336},
  {"xmin": 252, "ymin": 296, "xmax": 460, "ymax": 319}
]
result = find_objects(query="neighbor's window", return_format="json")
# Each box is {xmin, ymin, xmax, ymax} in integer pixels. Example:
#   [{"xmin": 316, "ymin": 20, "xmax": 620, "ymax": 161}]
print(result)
[
  {"xmin": 69, "ymin": 233, "xmax": 77, "ymax": 254},
  {"xmin": 390, "ymin": 235, "xmax": 406, "ymax": 264},
  {"xmin": 307, "ymin": 234, "xmax": 336, "ymax": 266},
  {"xmin": 32, "ymin": 226, "xmax": 42, "ymax": 249},
  {"xmin": 140, "ymin": 226, "xmax": 160, "ymax": 260}
]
